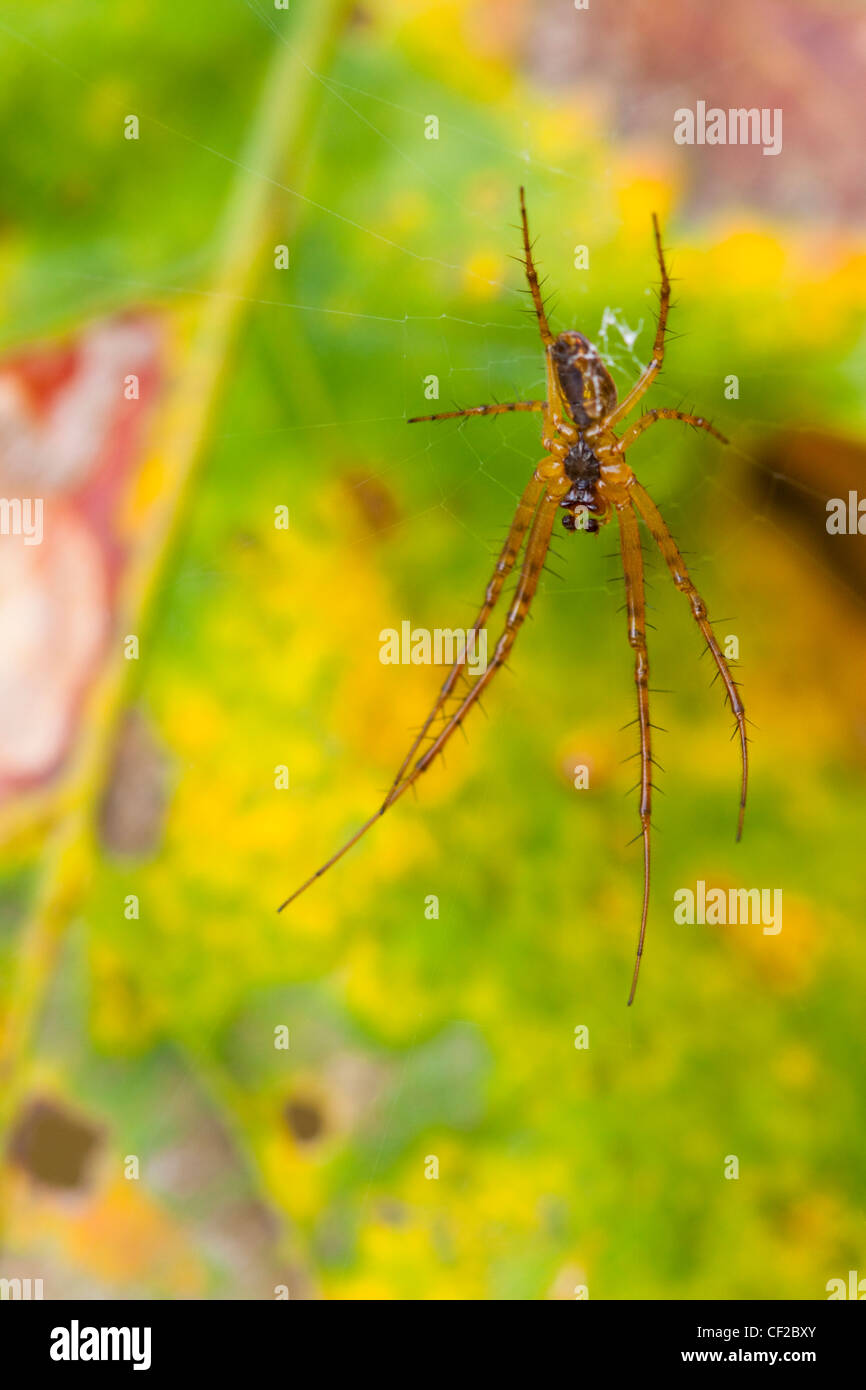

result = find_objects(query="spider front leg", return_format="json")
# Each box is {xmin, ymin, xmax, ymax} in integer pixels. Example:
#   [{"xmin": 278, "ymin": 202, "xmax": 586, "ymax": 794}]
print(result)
[
  {"xmin": 519, "ymin": 186, "xmax": 554, "ymax": 346},
  {"xmin": 630, "ymin": 478, "xmax": 748, "ymax": 840},
  {"xmin": 408, "ymin": 400, "xmax": 546, "ymax": 424},
  {"xmin": 540, "ymin": 349, "xmax": 578, "ymax": 451},
  {"xmin": 616, "ymin": 499, "xmax": 653, "ymax": 1005},
  {"xmin": 608, "ymin": 213, "xmax": 670, "ymax": 428},
  {"xmin": 613, "ymin": 408, "xmax": 728, "ymax": 452}
]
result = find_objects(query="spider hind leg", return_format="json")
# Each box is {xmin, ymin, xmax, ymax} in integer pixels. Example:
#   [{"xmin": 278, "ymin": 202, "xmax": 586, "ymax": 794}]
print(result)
[
  {"xmin": 278, "ymin": 476, "xmax": 557, "ymax": 913},
  {"xmin": 616, "ymin": 499, "xmax": 654, "ymax": 1005},
  {"xmin": 630, "ymin": 478, "xmax": 748, "ymax": 841}
]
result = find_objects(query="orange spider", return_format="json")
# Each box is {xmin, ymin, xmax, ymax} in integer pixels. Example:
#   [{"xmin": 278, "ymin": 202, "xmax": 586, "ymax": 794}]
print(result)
[{"xmin": 280, "ymin": 188, "xmax": 748, "ymax": 1004}]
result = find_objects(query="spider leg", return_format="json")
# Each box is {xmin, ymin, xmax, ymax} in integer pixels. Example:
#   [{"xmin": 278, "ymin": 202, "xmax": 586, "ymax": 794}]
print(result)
[
  {"xmin": 277, "ymin": 477, "xmax": 555, "ymax": 913},
  {"xmin": 613, "ymin": 408, "xmax": 727, "ymax": 452},
  {"xmin": 519, "ymin": 187, "xmax": 554, "ymax": 347},
  {"xmin": 408, "ymin": 400, "xmax": 546, "ymax": 424},
  {"xmin": 616, "ymin": 499, "xmax": 653, "ymax": 1005},
  {"xmin": 630, "ymin": 477, "xmax": 748, "ymax": 841},
  {"xmin": 386, "ymin": 473, "xmax": 545, "ymax": 795},
  {"xmin": 387, "ymin": 488, "xmax": 558, "ymax": 797},
  {"xmin": 608, "ymin": 214, "xmax": 670, "ymax": 427}
]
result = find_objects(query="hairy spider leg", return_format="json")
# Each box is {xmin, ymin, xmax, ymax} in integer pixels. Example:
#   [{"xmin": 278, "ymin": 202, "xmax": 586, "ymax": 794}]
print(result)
[
  {"xmin": 519, "ymin": 185, "xmax": 555, "ymax": 347},
  {"xmin": 278, "ymin": 194, "xmax": 741, "ymax": 1005},
  {"xmin": 617, "ymin": 498, "xmax": 653, "ymax": 1005},
  {"xmin": 409, "ymin": 191, "xmax": 572, "ymax": 442},
  {"xmin": 630, "ymin": 478, "xmax": 748, "ymax": 841},
  {"xmin": 277, "ymin": 484, "xmax": 558, "ymax": 913},
  {"xmin": 385, "ymin": 473, "xmax": 546, "ymax": 798},
  {"xmin": 608, "ymin": 213, "xmax": 671, "ymax": 428},
  {"xmin": 390, "ymin": 491, "xmax": 558, "ymax": 786},
  {"xmin": 516, "ymin": 189, "xmax": 578, "ymax": 449},
  {"xmin": 613, "ymin": 408, "xmax": 728, "ymax": 452},
  {"xmin": 408, "ymin": 400, "xmax": 546, "ymax": 424}
]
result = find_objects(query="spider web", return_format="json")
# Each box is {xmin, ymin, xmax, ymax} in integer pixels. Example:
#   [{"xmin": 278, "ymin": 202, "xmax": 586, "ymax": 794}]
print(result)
[
  {"xmin": 3, "ymin": 0, "xmax": 833, "ymax": 904},
  {"xmin": 3, "ymin": 1, "xmax": 860, "ymax": 1247}
]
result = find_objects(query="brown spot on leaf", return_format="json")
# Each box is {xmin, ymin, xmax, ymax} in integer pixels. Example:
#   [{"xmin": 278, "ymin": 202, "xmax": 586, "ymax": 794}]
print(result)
[
  {"xmin": 284, "ymin": 1098, "xmax": 324, "ymax": 1143},
  {"xmin": 99, "ymin": 708, "xmax": 169, "ymax": 856},
  {"xmin": 8, "ymin": 1097, "xmax": 103, "ymax": 1190},
  {"xmin": 343, "ymin": 471, "xmax": 401, "ymax": 535}
]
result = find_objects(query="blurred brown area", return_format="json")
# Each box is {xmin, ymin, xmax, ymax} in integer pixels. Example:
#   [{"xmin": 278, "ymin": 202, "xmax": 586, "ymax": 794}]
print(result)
[
  {"xmin": 8, "ymin": 1097, "xmax": 102, "ymax": 1191},
  {"xmin": 99, "ymin": 708, "xmax": 170, "ymax": 857},
  {"xmin": 754, "ymin": 428, "xmax": 866, "ymax": 595},
  {"xmin": 522, "ymin": 0, "xmax": 866, "ymax": 223}
]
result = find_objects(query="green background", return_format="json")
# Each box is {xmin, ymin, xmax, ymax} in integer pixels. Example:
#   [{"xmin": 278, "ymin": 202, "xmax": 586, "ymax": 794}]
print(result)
[{"xmin": 0, "ymin": 0, "xmax": 864, "ymax": 1299}]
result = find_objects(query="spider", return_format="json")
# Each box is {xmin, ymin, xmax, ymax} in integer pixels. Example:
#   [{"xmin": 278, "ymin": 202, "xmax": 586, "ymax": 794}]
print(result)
[{"xmin": 280, "ymin": 188, "xmax": 748, "ymax": 1004}]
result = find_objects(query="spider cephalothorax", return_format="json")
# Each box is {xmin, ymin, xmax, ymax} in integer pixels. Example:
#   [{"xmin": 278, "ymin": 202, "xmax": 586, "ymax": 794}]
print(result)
[
  {"xmin": 559, "ymin": 438, "xmax": 607, "ymax": 532},
  {"xmin": 281, "ymin": 188, "xmax": 747, "ymax": 1006}
]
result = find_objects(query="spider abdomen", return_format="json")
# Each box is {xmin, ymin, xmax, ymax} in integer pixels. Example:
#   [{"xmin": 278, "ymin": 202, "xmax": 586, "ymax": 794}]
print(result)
[{"xmin": 551, "ymin": 330, "xmax": 618, "ymax": 426}]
